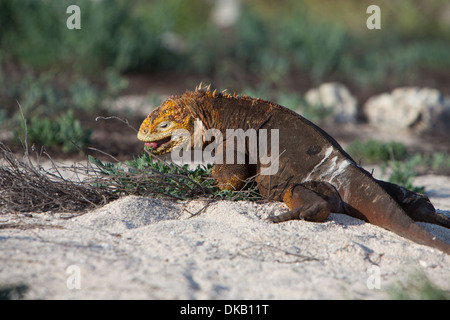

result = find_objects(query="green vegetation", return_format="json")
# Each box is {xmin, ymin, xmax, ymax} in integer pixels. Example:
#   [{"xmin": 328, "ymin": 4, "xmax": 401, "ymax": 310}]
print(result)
[
  {"xmin": 0, "ymin": 68, "xmax": 128, "ymax": 152},
  {"xmin": 88, "ymin": 150, "xmax": 262, "ymax": 201},
  {"xmin": 387, "ymin": 272, "xmax": 450, "ymax": 300},
  {"xmin": 348, "ymin": 139, "xmax": 450, "ymax": 192},
  {"xmin": 17, "ymin": 111, "xmax": 90, "ymax": 153},
  {"xmin": 347, "ymin": 139, "xmax": 409, "ymax": 164},
  {"xmin": 381, "ymin": 159, "xmax": 425, "ymax": 194},
  {"xmin": 347, "ymin": 139, "xmax": 421, "ymax": 191},
  {"xmin": 0, "ymin": 283, "xmax": 29, "ymax": 300},
  {"xmin": 2, "ymin": 0, "xmax": 449, "ymax": 87}
]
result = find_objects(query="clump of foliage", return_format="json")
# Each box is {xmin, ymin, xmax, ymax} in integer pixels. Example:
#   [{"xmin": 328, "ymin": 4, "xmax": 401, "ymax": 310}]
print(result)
[
  {"xmin": 89, "ymin": 150, "xmax": 262, "ymax": 201},
  {"xmin": 89, "ymin": 152, "xmax": 217, "ymax": 200},
  {"xmin": 347, "ymin": 139, "xmax": 409, "ymax": 164},
  {"xmin": 348, "ymin": 139, "xmax": 450, "ymax": 193},
  {"xmin": 381, "ymin": 159, "xmax": 425, "ymax": 194},
  {"xmin": 1, "ymin": 68, "xmax": 128, "ymax": 153},
  {"xmin": 16, "ymin": 111, "xmax": 91, "ymax": 153},
  {"xmin": 408, "ymin": 152, "xmax": 450, "ymax": 175},
  {"xmin": 348, "ymin": 139, "xmax": 424, "ymax": 192},
  {"xmin": 347, "ymin": 139, "xmax": 450, "ymax": 193},
  {"xmin": 387, "ymin": 272, "xmax": 450, "ymax": 300}
]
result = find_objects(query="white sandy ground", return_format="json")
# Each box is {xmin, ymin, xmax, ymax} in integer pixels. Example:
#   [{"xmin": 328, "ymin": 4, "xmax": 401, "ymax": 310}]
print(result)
[{"xmin": 0, "ymin": 171, "xmax": 449, "ymax": 299}]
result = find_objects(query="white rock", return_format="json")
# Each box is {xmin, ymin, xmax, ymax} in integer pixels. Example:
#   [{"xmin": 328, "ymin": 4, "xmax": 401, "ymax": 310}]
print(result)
[
  {"xmin": 305, "ymin": 82, "xmax": 358, "ymax": 123},
  {"xmin": 364, "ymin": 87, "xmax": 450, "ymax": 133},
  {"xmin": 211, "ymin": 0, "xmax": 241, "ymax": 28}
]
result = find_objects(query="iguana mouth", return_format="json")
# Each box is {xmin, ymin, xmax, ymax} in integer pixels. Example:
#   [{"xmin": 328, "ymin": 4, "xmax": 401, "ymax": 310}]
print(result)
[
  {"xmin": 144, "ymin": 136, "xmax": 172, "ymax": 153},
  {"xmin": 144, "ymin": 136, "xmax": 171, "ymax": 149}
]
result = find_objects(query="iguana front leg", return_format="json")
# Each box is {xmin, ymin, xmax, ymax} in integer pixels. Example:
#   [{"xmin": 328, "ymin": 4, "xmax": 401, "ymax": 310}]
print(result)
[
  {"xmin": 211, "ymin": 162, "xmax": 254, "ymax": 191},
  {"xmin": 268, "ymin": 181, "xmax": 344, "ymax": 223},
  {"xmin": 210, "ymin": 141, "xmax": 256, "ymax": 191}
]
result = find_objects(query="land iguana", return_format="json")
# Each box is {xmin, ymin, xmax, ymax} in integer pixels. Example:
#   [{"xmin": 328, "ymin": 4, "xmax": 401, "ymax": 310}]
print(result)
[{"xmin": 137, "ymin": 84, "xmax": 450, "ymax": 254}]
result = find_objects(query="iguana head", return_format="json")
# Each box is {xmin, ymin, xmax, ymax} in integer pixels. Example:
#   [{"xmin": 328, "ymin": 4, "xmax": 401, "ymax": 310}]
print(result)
[{"xmin": 137, "ymin": 96, "xmax": 195, "ymax": 155}]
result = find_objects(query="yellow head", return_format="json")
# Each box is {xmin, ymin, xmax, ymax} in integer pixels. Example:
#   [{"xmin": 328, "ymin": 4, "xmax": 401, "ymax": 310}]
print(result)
[{"xmin": 137, "ymin": 96, "xmax": 195, "ymax": 155}]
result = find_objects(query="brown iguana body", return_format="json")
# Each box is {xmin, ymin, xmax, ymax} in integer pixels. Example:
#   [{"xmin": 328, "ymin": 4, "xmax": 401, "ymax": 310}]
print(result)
[{"xmin": 137, "ymin": 84, "xmax": 450, "ymax": 254}]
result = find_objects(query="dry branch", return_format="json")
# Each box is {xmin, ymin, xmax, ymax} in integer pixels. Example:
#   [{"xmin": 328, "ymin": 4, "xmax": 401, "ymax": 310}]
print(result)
[{"xmin": 0, "ymin": 143, "xmax": 112, "ymax": 213}]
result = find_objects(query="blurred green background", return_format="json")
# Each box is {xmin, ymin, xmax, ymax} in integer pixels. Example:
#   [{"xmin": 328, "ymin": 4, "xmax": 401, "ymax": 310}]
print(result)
[{"xmin": 1, "ymin": 0, "xmax": 450, "ymax": 155}]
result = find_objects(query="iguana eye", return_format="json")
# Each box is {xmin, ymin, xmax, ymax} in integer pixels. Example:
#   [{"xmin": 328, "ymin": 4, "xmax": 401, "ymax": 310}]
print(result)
[{"xmin": 157, "ymin": 121, "xmax": 172, "ymax": 130}]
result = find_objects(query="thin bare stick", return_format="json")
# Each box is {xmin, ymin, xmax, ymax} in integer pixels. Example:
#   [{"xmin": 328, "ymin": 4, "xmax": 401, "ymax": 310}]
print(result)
[
  {"xmin": 95, "ymin": 116, "xmax": 138, "ymax": 132},
  {"xmin": 16, "ymin": 100, "xmax": 31, "ymax": 166},
  {"xmin": 87, "ymin": 147, "xmax": 121, "ymax": 163}
]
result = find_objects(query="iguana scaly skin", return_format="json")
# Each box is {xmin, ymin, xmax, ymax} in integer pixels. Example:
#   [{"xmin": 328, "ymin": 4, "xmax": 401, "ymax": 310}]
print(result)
[{"xmin": 138, "ymin": 84, "xmax": 450, "ymax": 254}]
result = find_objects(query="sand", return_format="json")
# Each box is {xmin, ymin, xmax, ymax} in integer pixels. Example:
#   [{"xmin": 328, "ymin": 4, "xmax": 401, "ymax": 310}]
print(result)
[{"xmin": 0, "ymin": 173, "xmax": 449, "ymax": 300}]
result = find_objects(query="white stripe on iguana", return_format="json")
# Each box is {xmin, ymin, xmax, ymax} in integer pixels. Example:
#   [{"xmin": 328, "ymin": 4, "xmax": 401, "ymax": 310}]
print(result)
[
  {"xmin": 303, "ymin": 145, "xmax": 352, "ymax": 186},
  {"xmin": 303, "ymin": 146, "xmax": 334, "ymax": 182},
  {"xmin": 325, "ymin": 157, "xmax": 351, "ymax": 184}
]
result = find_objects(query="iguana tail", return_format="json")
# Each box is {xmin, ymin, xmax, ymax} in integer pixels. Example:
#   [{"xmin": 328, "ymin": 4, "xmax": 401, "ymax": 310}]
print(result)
[{"xmin": 339, "ymin": 165, "xmax": 450, "ymax": 255}]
